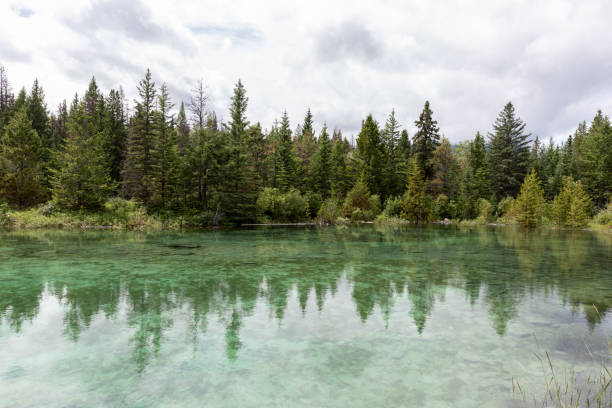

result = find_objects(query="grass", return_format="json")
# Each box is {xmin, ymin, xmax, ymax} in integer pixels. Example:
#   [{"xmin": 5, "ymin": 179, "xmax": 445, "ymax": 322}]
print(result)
[
  {"xmin": 513, "ymin": 306, "xmax": 612, "ymax": 408},
  {"xmin": 1, "ymin": 199, "xmax": 212, "ymax": 231}
]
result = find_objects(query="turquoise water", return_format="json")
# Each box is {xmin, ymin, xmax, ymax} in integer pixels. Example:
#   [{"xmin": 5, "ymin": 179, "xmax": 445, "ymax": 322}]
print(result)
[{"xmin": 0, "ymin": 226, "xmax": 611, "ymax": 407}]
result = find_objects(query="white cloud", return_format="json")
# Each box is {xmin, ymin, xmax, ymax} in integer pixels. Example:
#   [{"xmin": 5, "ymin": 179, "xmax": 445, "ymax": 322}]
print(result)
[{"xmin": 1, "ymin": 0, "xmax": 611, "ymax": 142}]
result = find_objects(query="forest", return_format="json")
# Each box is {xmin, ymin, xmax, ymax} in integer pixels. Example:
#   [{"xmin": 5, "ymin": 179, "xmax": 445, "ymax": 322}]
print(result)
[{"xmin": 0, "ymin": 65, "xmax": 611, "ymax": 229}]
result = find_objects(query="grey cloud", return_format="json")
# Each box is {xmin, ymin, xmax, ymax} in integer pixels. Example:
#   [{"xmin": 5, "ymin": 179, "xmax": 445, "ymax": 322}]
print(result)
[
  {"xmin": 65, "ymin": 0, "xmax": 191, "ymax": 53},
  {"xmin": 315, "ymin": 20, "xmax": 382, "ymax": 63},
  {"xmin": 0, "ymin": 38, "xmax": 32, "ymax": 62}
]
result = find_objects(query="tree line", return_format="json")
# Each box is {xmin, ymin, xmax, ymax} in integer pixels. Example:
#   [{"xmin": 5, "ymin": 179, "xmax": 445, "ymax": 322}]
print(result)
[{"xmin": 0, "ymin": 65, "xmax": 610, "ymax": 226}]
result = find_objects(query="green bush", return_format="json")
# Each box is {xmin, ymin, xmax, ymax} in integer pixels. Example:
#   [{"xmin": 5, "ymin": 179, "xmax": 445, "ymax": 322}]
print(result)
[
  {"xmin": 283, "ymin": 189, "xmax": 309, "ymax": 222},
  {"xmin": 316, "ymin": 198, "xmax": 342, "ymax": 225},
  {"xmin": 383, "ymin": 196, "xmax": 403, "ymax": 218},
  {"xmin": 497, "ymin": 196, "xmax": 515, "ymax": 219},
  {"xmin": 0, "ymin": 202, "xmax": 14, "ymax": 228},
  {"xmin": 593, "ymin": 202, "xmax": 612, "ymax": 226},
  {"xmin": 477, "ymin": 198, "xmax": 494, "ymax": 223},
  {"xmin": 433, "ymin": 194, "xmax": 458, "ymax": 220},
  {"xmin": 256, "ymin": 188, "xmax": 308, "ymax": 222},
  {"xmin": 342, "ymin": 180, "xmax": 380, "ymax": 221},
  {"xmin": 304, "ymin": 191, "xmax": 323, "ymax": 218}
]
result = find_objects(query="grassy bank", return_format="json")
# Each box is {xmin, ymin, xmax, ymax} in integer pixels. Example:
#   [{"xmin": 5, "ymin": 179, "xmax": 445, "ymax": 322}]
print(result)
[{"xmin": 0, "ymin": 199, "xmax": 211, "ymax": 231}]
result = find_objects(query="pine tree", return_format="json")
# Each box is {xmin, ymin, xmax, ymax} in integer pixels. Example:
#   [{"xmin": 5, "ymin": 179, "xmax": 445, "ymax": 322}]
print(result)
[
  {"xmin": 50, "ymin": 100, "xmax": 68, "ymax": 149},
  {"xmin": 330, "ymin": 137, "xmax": 350, "ymax": 197},
  {"xmin": 294, "ymin": 108, "xmax": 317, "ymax": 190},
  {"xmin": 51, "ymin": 100, "xmax": 113, "ymax": 210},
  {"xmin": 412, "ymin": 101, "xmax": 440, "ymax": 181},
  {"xmin": 395, "ymin": 129, "xmax": 412, "ymax": 189},
  {"xmin": 176, "ymin": 101, "xmax": 190, "ymax": 155},
  {"xmin": 356, "ymin": 114, "xmax": 385, "ymax": 196},
  {"xmin": 461, "ymin": 132, "xmax": 489, "ymax": 218},
  {"xmin": 151, "ymin": 84, "xmax": 178, "ymax": 208},
  {"xmin": 430, "ymin": 138, "xmax": 459, "ymax": 198},
  {"xmin": 381, "ymin": 109, "xmax": 403, "ymax": 197},
  {"xmin": 579, "ymin": 110, "xmax": 612, "ymax": 207},
  {"xmin": 551, "ymin": 177, "xmax": 591, "ymax": 228},
  {"xmin": 187, "ymin": 113, "xmax": 222, "ymax": 210},
  {"xmin": 189, "ymin": 79, "xmax": 208, "ymax": 129},
  {"xmin": 487, "ymin": 102, "xmax": 531, "ymax": 200},
  {"xmin": 223, "ymin": 79, "xmax": 257, "ymax": 223},
  {"xmin": 122, "ymin": 69, "xmax": 156, "ymax": 202},
  {"xmin": 276, "ymin": 111, "xmax": 297, "ymax": 190},
  {"xmin": 25, "ymin": 79, "xmax": 51, "ymax": 150},
  {"xmin": 0, "ymin": 107, "xmax": 46, "ymax": 207},
  {"xmin": 248, "ymin": 122, "xmax": 267, "ymax": 186},
  {"xmin": 0, "ymin": 65, "xmax": 15, "ymax": 133},
  {"xmin": 106, "ymin": 89, "xmax": 127, "ymax": 183},
  {"xmin": 402, "ymin": 159, "xmax": 428, "ymax": 222},
  {"xmin": 514, "ymin": 169, "xmax": 545, "ymax": 228},
  {"xmin": 311, "ymin": 124, "xmax": 332, "ymax": 197}
]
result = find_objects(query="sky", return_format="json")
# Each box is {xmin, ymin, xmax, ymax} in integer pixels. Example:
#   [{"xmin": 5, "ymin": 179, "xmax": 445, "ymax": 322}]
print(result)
[{"xmin": 1, "ymin": 0, "xmax": 612, "ymax": 144}]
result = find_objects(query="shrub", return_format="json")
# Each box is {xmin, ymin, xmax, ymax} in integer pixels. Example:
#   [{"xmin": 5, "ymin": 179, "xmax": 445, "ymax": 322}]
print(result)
[
  {"xmin": 304, "ymin": 191, "xmax": 323, "ymax": 218},
  {"xmin": 342, "ymin": 179, "xmax": 380, "ymax": 221},
  {"xmin": 41, "ymin": 202, "xmax": 58, "ymax": 216},
  {"xmin": 283, "ymin": 189, "xmax": 308, "ymax": 222},
  {"xmin": 497, "ymin": 196, "xmax": 515, "ymax": 219},
  {"xmin": 434, "ymin": 194, "xmax": 458, "ymax": 220},
  {"xmin": 0, "ymin": 202, "xmax": 14, "ymax": 228},
  {"xmin": 477, "ymin": 198, "xmax": 494, "ymax": 223},
  {"xmin": 383, "ymin": 196, "xmax": 403, "ymax": 218},
  {"xmin": 104, "ymin": 197, "xmax": 142, "ymax": 224},
  {"xmin": 593, "ymin": 202, "xmax": 612, "ymax": 226},
  {"xmin": 256, "ymin": 188, "xmax": 284, "ymax": 221},
  {"xmin": 316, "ymin": 198, "xmax": 342, "ymax": 225},
  {"xmin": 256, "ymin": 188, "xmax": 308, "ymax": 222}
]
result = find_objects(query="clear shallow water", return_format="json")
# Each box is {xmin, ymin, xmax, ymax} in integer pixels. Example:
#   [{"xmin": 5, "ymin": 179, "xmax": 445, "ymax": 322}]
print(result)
[{"xmin": 0, "ymin": 226, "xmax": 611, "ymax": 408}]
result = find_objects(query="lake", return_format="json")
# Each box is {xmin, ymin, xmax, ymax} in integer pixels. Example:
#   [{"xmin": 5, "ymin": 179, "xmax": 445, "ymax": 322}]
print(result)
[{"xmin": 1, "ymin": 226, "xmax": 611, "ymax": 407}]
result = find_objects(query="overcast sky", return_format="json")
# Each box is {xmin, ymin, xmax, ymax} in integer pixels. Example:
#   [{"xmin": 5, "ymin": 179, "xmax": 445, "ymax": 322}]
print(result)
[{"xmin": 2, "ymin": 0, "xmax": 612, "ymax": 143}]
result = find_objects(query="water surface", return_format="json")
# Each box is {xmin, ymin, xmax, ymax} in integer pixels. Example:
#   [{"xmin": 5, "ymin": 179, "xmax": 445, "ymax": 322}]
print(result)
[{"xmin": 1, "ymin": 226, "xmax": 611, "ymax": 407}]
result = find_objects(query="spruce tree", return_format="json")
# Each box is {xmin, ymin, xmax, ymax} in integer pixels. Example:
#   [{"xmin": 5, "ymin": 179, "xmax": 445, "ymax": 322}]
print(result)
[
  {"xmin": 461, "ymin": 132, "xmax": 489, "ymax": 217},
  {"xmin": 276, "ymin": 111, "xmax": 297, "ymax": 190},
  {"xmin": 294, "ymin": 108, "xmax": 317, "ymax": 190},
  {"xmin": 579, "ymin": 110, "xmax": 612, "ymax": 207},
  {"xmin": 395, "ymin": 129, "xmax": 412, "ymax": 189},
  {"xmin": 248, "ymin": 122, "xmax": 267, "ymax": 186},
  {"xmin": 381, "ymin": 109, "xmax": 403, "ymax": 197},
  {"xmin": 487, "ymin": 102, "xmax": 531, "ymax": 200},
  {"xmin": 514, "ymin": 169, "xmax": 545, "ymax": 228},
  {"xmin": 188, "ymin": 113, "xmax": 222, "ymax": 210},
  {"xmin": 26, "ymin": 79, "xmax": 51, "ymax": 150},
  {"xmin": 223, "ymin": 79, "xmax": 257, "ymax": 223},
  {"xmin": 151, "ymin": 84, "xmax": 178, "ymax": 208},
  {"xmin": 0, "ymin": 65, "xmax": 15, "ymax": 134},
  {"xmin": 356, "ymin": 114, "xmax": 385, "ymax": 196},
  {"xmin": 176, "ymin": 102, "xmax": 190, "ymax": 156},
  {"xmin": 122, "ymin": 69, "xmax": 156, "ymax": 202},
  {"xmin": 0, "ymin": 107, "xmax": 46, "ymax": 207},
  {"xmin": 430, "ymin": 138, "xmax": 459, "ymax": 198},
  {"xmin": 330, "ymin": 137, "xmax": 350, "ymax": 197},
  {"xmin": 106, "ymin": 89, "xmax": 127, "ymax": 183},
  {"xmin": 311, "ymin": 124, "xmax": 332, "ymax": 197},
  {"xmin": 402, "ymin": 159, "xmax": 428, "ymax": 222},
  {"xmin": 51, "ymin": 101, "xmax": 113, "ymax": 210},
  {"xmin": 412, "ymin": 101, "xmax": 440, "ymax": 181},
  {"xmin": 551, "ymin": 177, "xmax": 591, "ymax": 228}
]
